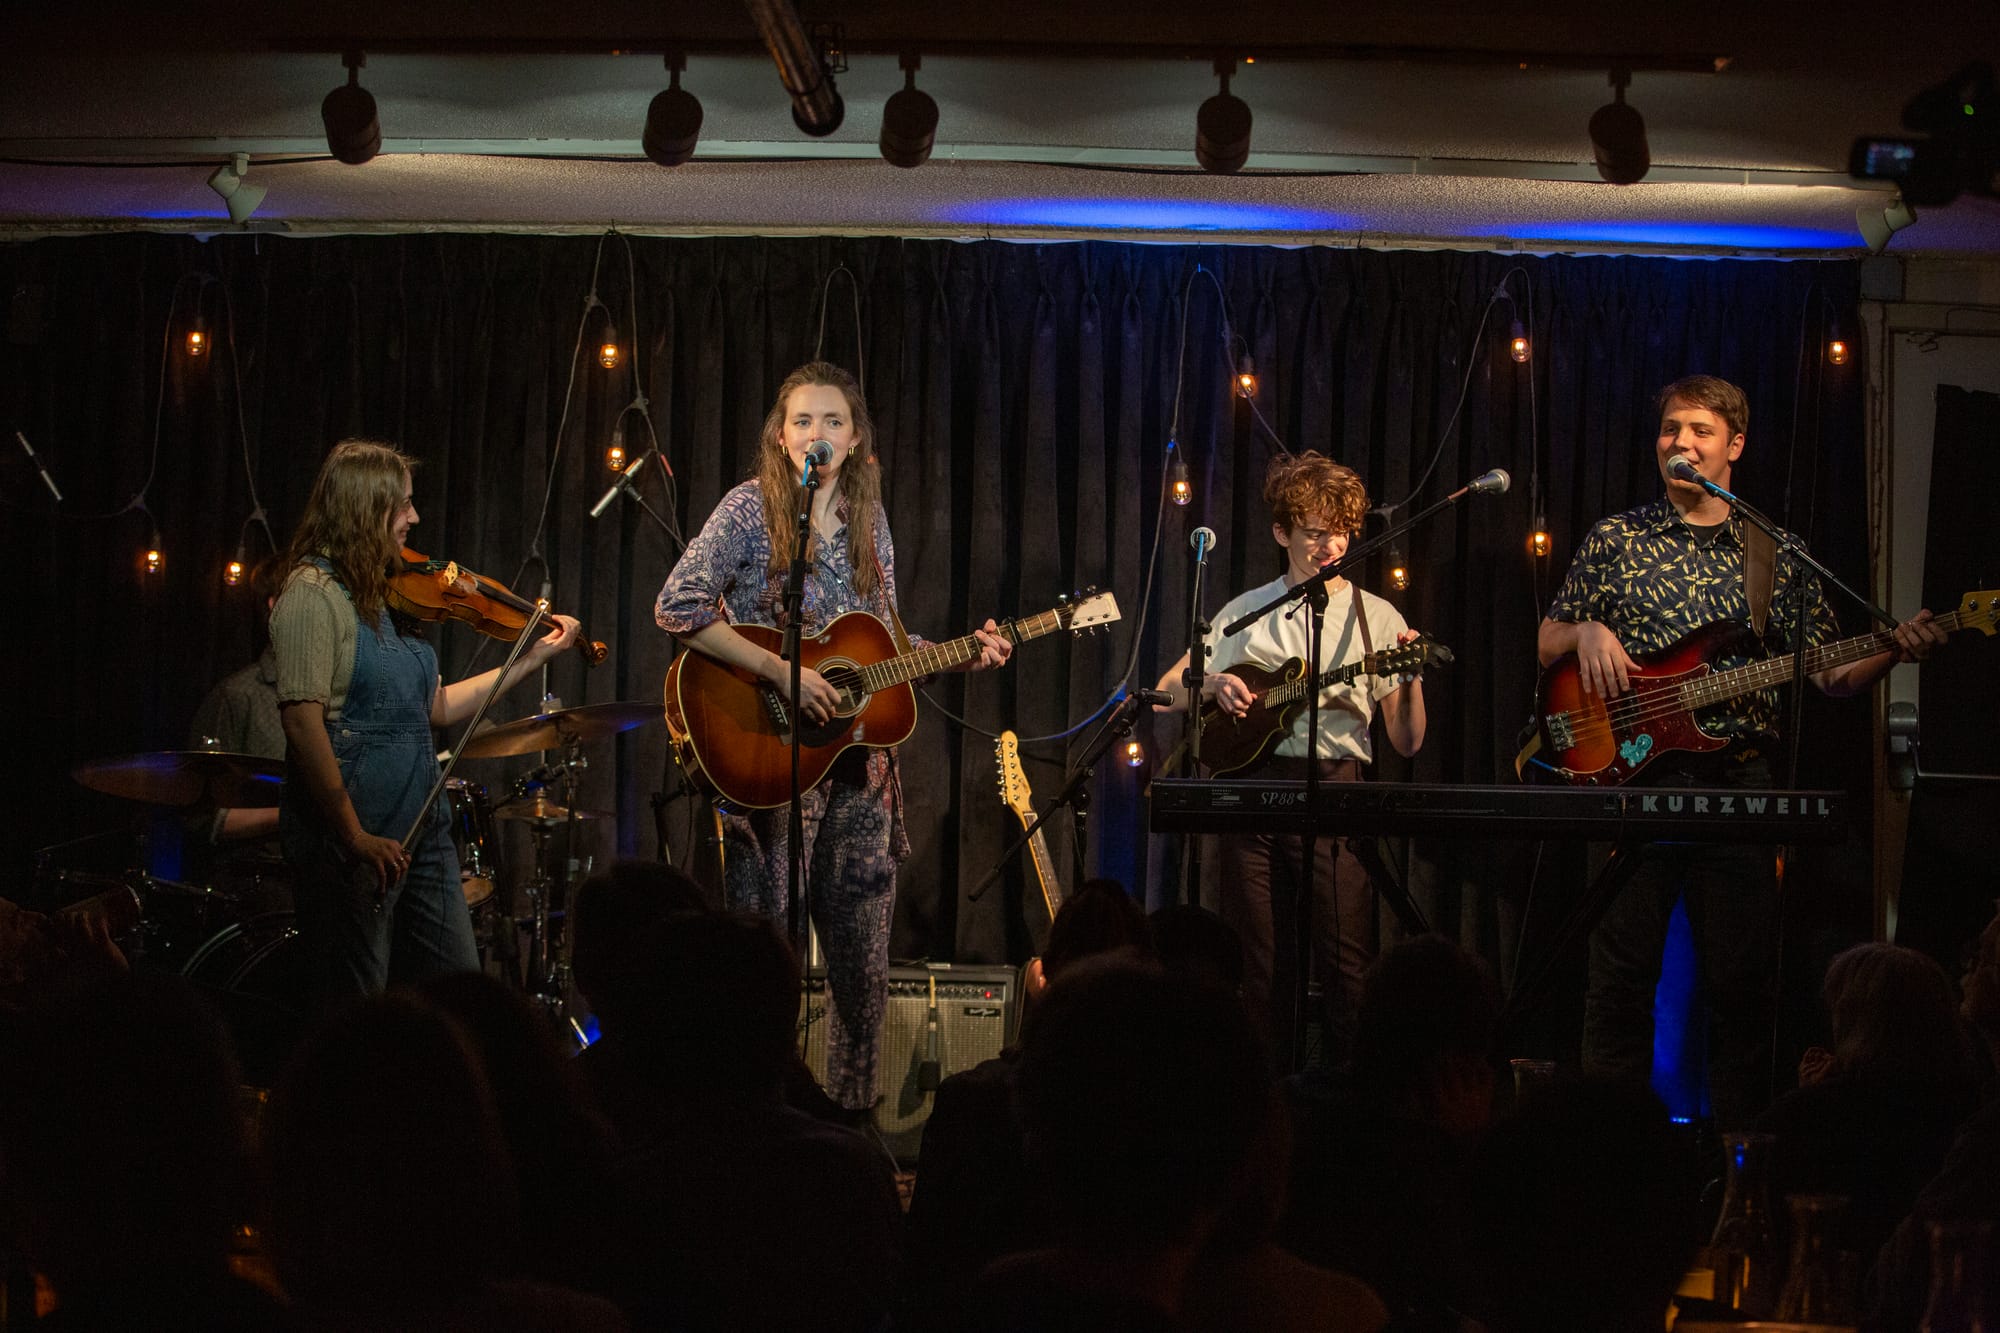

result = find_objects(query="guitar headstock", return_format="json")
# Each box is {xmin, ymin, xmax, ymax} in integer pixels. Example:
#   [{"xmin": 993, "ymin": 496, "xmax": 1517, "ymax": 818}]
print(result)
[
  {"xmin": 1376, "ymin": 635, "xmax": 1455, "ymax": 676},
  {"xmin": 1056, "ymin": 588, "xmax": 1121, "ymax": 633},
  {"xmin": 1960, "ymin": 590, "xmax": 2000, "ymax": 636},
  {"xmin": 995, "ymin": 729, "xmax": 1036, "ymax": 818}
]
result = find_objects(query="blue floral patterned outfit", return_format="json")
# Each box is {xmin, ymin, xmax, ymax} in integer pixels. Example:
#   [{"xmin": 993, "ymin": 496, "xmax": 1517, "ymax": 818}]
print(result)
[{"xmin": 656, "ymin": 480, "xmax": 918, "ymax": 1110}]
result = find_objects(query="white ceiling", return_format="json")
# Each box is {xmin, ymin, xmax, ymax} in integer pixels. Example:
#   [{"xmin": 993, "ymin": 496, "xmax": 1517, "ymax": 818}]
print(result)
[{"xmin": 3, "ymin": 2, "xmax": 1996, "ymax": 255}]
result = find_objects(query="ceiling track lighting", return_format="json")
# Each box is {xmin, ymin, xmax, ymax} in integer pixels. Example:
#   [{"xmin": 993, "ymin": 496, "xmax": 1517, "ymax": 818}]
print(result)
[
  {"xmin": 1856, "ymin": 194, "xmax": 1917, "ymax": 254},
  {"xmin": 1589, "ymin": 68, "xmax": 1650, "ymax": 185},
  {"xmin": 880, "ymin": 53, "xmax": 939, "ymax": 169},
  {"xmin": 205, "ymin": 151, "xmax": 267, "ymax": 225},
  {"xmin": 1196, "ymin": 56, "xmax": 1253, "ymax": 175},
  {"xmin": 644, "ymin": 52, "xmax": 704, "ymax": 167},
  {"xmin": 322, "ymin": 50, "xmax": 382, "ymax": 165},
  {"xmin": 745, "ymin": 0, "xmax": 845, "ymax": 137}
]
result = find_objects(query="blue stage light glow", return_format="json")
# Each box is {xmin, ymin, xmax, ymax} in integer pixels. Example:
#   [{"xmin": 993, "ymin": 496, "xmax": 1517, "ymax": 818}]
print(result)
[
  {"xmin": 1478, "ymin": 219, "xmax": 1857, "ymax": 251},
  {"xmin": 939, "ymin": 197, "xmax": 1366, "ymax": 233}
]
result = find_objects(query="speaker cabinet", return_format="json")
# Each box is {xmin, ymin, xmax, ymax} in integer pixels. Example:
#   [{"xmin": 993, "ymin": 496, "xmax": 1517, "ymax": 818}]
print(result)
[{"xmin": 801, "ymin": 962, "xmax": 1017, "ymax": 1162}]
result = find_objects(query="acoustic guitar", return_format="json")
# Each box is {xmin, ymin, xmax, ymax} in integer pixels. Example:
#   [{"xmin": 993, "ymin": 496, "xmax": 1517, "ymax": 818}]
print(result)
[
  {"xmin": 1529, "ymin": 589, "xmax": 1998, "ymax": 786},
  {"xmin": 664, "ymin": 592, "xmax": 1121, "ymax": 809},
  {"xmin": 1195, "ymin": 637, "xmax": 1453, "ymax": 776}
]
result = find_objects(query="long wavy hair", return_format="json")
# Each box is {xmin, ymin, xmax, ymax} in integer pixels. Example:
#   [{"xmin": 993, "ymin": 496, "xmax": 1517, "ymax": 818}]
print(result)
[
  {"xmin": 282, "ymin": 439, "xmax": 414, "ymax": 628},
  {"xmin": 753, "ymin": 362, "xmax": 883, "ymax": 604}
]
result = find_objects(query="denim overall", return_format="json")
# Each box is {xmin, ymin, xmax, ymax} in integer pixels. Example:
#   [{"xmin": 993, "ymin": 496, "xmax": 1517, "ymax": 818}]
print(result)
[{"xmin": 282, "ymin": 578, "xmax": 478, "ymax": 999}]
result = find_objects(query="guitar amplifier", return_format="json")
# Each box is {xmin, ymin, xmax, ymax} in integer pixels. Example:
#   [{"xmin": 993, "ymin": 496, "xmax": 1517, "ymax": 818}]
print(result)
[{"xmin": 800, "ymin": 962, "xmax": 1018, "ymax": 1163}]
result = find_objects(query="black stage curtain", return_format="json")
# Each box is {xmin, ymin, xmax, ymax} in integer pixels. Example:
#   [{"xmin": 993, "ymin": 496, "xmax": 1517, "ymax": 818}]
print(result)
[{"xmin": 0, "ymin": 235, "xmax": 1870, "ymax": 988}]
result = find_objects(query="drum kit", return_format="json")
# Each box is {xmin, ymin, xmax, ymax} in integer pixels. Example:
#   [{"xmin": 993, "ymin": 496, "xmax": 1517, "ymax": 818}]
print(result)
[{"xmin": 58, "ymin": 699, "xmax": 664, "ymax": 1047}]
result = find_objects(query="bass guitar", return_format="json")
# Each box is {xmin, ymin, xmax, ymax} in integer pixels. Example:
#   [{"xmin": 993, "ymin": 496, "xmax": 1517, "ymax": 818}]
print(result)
[
  {"xmin": 1194, "ymin": 637, "xmax": 1453, "ymax": 776},
  {"xmin": 996, "ymin": 729, "xmax": 1064, "ymax": 949},
  {"xmin": 664, "ymin": 592, "xmax": 1121, "ymax": 809},
  {"xmin": 1530, "ymin": 589, "xmax": 1999, "ymax": 786}
]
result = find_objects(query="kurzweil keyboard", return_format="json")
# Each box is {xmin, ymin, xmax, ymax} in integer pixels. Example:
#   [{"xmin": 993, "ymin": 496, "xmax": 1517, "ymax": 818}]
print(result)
[{"xmin": 1148, "ymin": 780, "xmax": 1845, "ymax": 843}]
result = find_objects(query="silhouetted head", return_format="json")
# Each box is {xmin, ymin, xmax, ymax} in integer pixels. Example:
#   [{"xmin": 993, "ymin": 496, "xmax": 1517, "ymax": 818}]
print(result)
[
  {"xmin": 1015, "ymin": 959, "xmax": 1269, "ymax": 1254},
  {"xmin": 1147, "ymin": 902, "xmax": 1245, "ymax": 994},
  {"xmin": 615, "ymin": 911, "xmax": 802, "ymax": 1100},
  {"xmin": 1352, "ymin": 934, "xmax": 1500, "ymax": 1135},
  {"xmin": 571, "ymin": 859, "xmax": 707, "ymax": 1029}
]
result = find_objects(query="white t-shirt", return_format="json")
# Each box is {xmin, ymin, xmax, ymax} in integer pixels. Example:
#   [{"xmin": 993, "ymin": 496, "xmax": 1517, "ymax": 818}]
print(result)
[{"xmin": 1202, "ymin": 575, "xmax": 1411, "ymax": 763}]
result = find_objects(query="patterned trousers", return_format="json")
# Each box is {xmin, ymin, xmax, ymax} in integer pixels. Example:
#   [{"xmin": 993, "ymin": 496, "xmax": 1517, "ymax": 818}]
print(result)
[{"xmin": 720, "ymin": 756, "xmax": 897, "ymax": 1111}]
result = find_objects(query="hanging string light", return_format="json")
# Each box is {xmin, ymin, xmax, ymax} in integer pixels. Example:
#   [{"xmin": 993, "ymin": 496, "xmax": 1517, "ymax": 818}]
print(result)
[
  {"xmin": 1509, "ymin": 318, "xmax": 1531, "ymax": 363},
  {"xmin": 1169, "ymin": 438, "xmax": 1192, "ymax": 506},
  {"xmin": 186, "ymin": 320, "xmax": 207, "ymax": 357},
  {"xmin": 1529, "ymin": 516, "xmax": 1552, "ymax": 559},
  {"xmin": 598, "ymin": 332, "xmax": 622, "ymax": 370},
  {"xmin": 1124, "ymin": 740, "xmax": 1145, "ymax": 768},
  {"xmin": 1387, "ymin": 545, "xmax": 1410, "ymax": 592},
  {"xmin": 1235, "ymin": 353, "xmax": 1259, "ymax": 399}
]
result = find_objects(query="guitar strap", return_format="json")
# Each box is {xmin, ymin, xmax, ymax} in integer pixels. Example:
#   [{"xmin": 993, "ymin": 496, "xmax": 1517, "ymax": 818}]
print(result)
[{"xmin": 1744, "ymin": 521, "xmax": 1777, "ymax": 636}]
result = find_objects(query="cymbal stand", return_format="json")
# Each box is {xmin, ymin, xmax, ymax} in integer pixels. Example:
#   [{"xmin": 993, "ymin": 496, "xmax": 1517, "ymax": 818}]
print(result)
[{"xmin": 518, "ymin": 730, "xmax": 593, "ymax": 1029}]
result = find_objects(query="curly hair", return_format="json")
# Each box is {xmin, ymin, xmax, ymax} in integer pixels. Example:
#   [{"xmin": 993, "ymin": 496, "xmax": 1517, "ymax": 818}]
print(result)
[
  {"xmin": 281, "ymin": 439, "xmax": 414, "ymax": 628},
  {"xmin": 1656, "ymin": 375, "xmax": 1749, "ymax": 440},
  {"xmin": 1263, "ymin": 450, "xmax": 1368, "ymax": 535},
  {"xmin": 752, "ymin": 362, "xmax": 883, "ymax": 603}
]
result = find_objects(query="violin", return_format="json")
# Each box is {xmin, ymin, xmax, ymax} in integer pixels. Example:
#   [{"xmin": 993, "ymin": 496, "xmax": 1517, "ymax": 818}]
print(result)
[{"xmin": 388, "ymin": 547, "xmax": 608, "ymax": 666}]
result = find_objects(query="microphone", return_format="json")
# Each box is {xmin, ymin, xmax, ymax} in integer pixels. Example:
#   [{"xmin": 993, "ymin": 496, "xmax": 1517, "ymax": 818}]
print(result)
[
  {"xmin": 917, "ymin": 976, "xmax": 942, "ymax": 1093},
  {"xmin": 1131, "ymin": 687, "xmax": 1175, "ymax": 708},
  {"xmin": 1190, "ymin": 526, "xmax": 1217, "ymax": 561},
  {"xmin": 588, "ymin": 452, "xmax": 650, "ymax": 519},
  {"xmin": 1468, "ymin": 468, "xmax": 1511, "ymax": 495},
  {"xmin": 801, "ymin": 438, "xmax": 834, "ymax": 482},
  {"xmin": 1666, "ymin": 456, "xmax": 1702, "ymax": 485},
  {"xmin": 14, "ymin": 431, "xmax": 62, "ymax": 503}
]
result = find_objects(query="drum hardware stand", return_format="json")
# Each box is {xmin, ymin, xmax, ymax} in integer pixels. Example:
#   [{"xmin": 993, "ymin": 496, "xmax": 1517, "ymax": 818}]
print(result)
[{"xmin": 516, "ymin": 730, "xmax": 593, "ymax": 1028}]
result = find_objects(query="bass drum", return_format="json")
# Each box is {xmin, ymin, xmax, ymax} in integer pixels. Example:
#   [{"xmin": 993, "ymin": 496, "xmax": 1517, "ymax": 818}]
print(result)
[{"xmin": 182, "ymin": 910, "xmax": 309, "ymax": 1086}]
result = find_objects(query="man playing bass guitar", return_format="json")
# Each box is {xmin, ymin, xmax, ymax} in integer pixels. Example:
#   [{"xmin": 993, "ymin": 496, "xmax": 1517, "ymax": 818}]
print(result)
[
  {"xmin": 1154, "ymin": 451, "xmax": 1429, "ymax": 1070},
  {"xmin": 1537, "ymin": 373, "xmax": 1944, "ymax": 1128}
]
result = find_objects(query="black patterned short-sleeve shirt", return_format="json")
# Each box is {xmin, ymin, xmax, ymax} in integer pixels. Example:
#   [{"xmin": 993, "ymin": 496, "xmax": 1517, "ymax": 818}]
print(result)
[{"xmin": 1546, "ymin": 497, "xmax": 1838, "ymax": 742}]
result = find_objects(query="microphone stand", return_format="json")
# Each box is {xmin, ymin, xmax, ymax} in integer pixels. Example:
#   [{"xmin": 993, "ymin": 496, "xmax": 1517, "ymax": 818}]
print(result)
[
  {"xmin": 1293, "ymin": 576, "xmax": 1329, "ymax": 1075},
  {"xmin": 783, "ymin": 452, "xmax": 823, "ymax": 950},
  {"xmin": 1222, "ymin": 478, "xmax": 1495, "ymax": 637},
  {"xmin": 1180, "ymin": 529, "xmax": 1215, "ymax": 908},
  {"xmin": 1674, "ymin": 464, "xmax": 1898, "ymax": 1107},
  {"xmin": 966, "ymin": 690, "xmax": 1151, "ymax": 906},
  {"xmin": 590, "ymin": 448, "xmax": 685, "ymax": 553}
]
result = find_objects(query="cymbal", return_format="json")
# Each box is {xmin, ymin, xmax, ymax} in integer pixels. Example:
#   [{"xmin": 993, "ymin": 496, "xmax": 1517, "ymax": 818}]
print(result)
[
  {"xmin": 491, "ymin": 794, "xmax": 612, "ymax": 827},
  {"xmin": 72, "ymin": 751, "xmax": 284, "ymax": 809},
  {"xmin": 458, "ymin": 701, "xmax": 663, "ymax": 760}
]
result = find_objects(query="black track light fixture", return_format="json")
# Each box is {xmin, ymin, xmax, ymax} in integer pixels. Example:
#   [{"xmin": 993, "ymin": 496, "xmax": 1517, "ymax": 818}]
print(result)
[
  {"xmin": 644, "ymin": 53, "xmax": 704, "ymax": 167},
  {"xmin": 880, "ymin": 54, "xmax": 939, "ymax": 169},
  {"xmin": 322, "ymin": 51, "xmax": 381, "ymax": 166},
  {"xmin": 1589, "ymin": 69, "xmax": 1649, "ymax": 185},
  {"xmin": 1196, "ymin": 57, "xmax": 1252, "ymax": 175}
]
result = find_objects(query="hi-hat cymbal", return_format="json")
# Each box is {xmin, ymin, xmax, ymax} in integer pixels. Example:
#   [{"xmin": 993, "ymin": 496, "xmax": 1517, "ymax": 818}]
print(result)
[
  {"xmin": 491, "ymin": 794, "xmax": 612, "ymax": 827},
  {"xmin": 72, "ymin": 751, "xmax": 285, "ymax": 809},
  {"xmin": 458, "ymin": 701, "xmax": 662, "ymax": 760}
]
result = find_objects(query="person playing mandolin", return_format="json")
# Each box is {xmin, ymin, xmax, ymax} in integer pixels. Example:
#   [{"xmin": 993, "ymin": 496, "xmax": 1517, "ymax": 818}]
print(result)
[
  {"xmin": 655, "ymin": 362, "xmax": 1011, "ymax": 1120},
  {"xmin": 1537, "ymin": 373, "xmax": 1944, "ymax": 1128},
  {"xmin": 1154, "ymin": 450, "xmax": 1428, "ymax": 1071}
]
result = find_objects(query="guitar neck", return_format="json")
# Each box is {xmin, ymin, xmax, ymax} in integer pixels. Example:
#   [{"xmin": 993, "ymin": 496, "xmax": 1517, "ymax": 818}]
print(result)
[
  {"xmin": 1265, "ymin": 654, "xmax": 1382, "ymax": 707},
  {"xmin": 859, "ymin": 609, "xmax": 1067, "ymax": 690},
  {"xmin": 1013, "ymin": 807, "xmax": 1064, "ymax": 919},
  {"xmin": 1684, "ymin": 604, "xmax": 1975, "ymax": 708}
]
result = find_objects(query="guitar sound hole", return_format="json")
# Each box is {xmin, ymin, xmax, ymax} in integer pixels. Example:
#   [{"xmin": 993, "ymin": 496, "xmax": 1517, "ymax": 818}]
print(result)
[{"xmin": 821, "ymin": 664, "xmax": 867, "ymax": 715}]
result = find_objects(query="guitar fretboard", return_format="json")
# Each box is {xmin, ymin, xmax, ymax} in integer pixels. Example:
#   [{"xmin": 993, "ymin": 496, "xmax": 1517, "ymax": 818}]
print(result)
[
  {"xmin": 1264, "ymin": 654, "xmax": 1387, "ymax": 707},
  {"xmin": 858, "ymin": 607, "xmax": 1073, "ymax": 692},
  {"xmin": 1678, "ymin": 604, "xmax": 1978, "ymax": 710}
]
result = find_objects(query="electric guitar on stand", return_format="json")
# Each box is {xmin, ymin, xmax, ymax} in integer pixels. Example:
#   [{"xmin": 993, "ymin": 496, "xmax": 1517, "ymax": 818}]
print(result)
[
  {"xmin": 664, "ymin": 591, "xmax": 1121, "ymax": 809},
  {"xmin": 1526, "ymin": 589, "xmax": 1999, "ymax": 786},
  {"xmin": 996, "ymin": 729, "xmax": 1064, "ymax": 945}
]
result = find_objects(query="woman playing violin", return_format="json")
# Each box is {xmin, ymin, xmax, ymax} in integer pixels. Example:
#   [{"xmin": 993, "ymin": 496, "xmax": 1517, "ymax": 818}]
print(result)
[{"xmin": 272, "ymin": 440, "xmax": 579, "ymax": 1000}]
